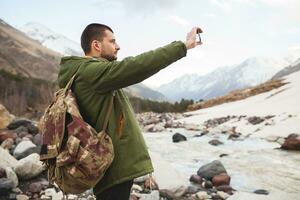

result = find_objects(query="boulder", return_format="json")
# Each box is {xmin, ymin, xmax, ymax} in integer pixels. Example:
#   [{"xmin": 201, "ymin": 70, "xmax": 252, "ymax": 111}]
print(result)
[
  {"xmin": 136, "ymin": 190, "xmax": 159, "ymax": 200},
  {"xmin": 247, "ymin": 116, "xmax": 264, "ymax": 125},
  {"xmin": 16, "ymin": 194, "xmax": 30, "ymax": 200},
  {"xmin": 189, "ymin": 174, "xmax": 203, "ymax": 184},
  {"xmin": 144, "ymin": 176, "xmax": 159, "ymax": 190},
  {"xmin": 195, "ymin": 191, "xmax": 209, "ymax": 200},
  {"xmin": 0, "ymin": 178, "xmax": 14, "ymax": 195},
  {"xmin": 0, "ymin": 130, "xmax": 17, "ymax": 142},
  {"xmin": 281, "ymin": 133, "xmax": 300, "ymax": 150},
  {"xmin": 216, "ymin": 185, "xmax": 233, "ymax": 194},
  {"xmin": 28, "ymin": 182, "xmax": 43, "ymax": 193},
  {"xmin": 13, "ymin": 140, "xmax": 38, "ymax": 159},
  {"xmin": 209, "ymin": 139, "xmax": 224, "ymax": 146},
  {"xmin": 172, "ymin": 133, "xmax": 187, "ymax": 143},
  {"xmin": 253, "ymin": 189, "xmax": 269, "ymax": 195},
  {"xmin": 197, "ymin": 160, "xmax": 227, "ymax": 180},
  {"xmin": 14, "ymin": 153, "xmax": 45, "ymax": 180},
  {"xmin": 5, "ymin": 167, "xmax": 18, "ymax": 188},
  {"xmin": 0, "ymin": 168, "xmax": 6, "ymax": 178},
  {"xmin": 7, "ymin": 119, "xmax": 39, "ymax": 135},
  {"xmin": 212, "ymin": 173, "xmax": 231, "ymax": 186},
  {"xmin": 159, "ymin": 186, "xmax": 187, "ymax": 199},
  {"xmin": 184, "ymin": 123, "xmax": 200, "ymax": 131},
  {"xmin": 144, "ymin": 123, "xmax": 165, "ymax": 132},
  {"xmin": 0, "ymin": 146, "xmax": 18, "ymax": 169},
  {"xmin": 1, "ymin": 138, "xmax": 14, "ymax": 150},
  {"xmin": 217, "ymin": 191, "xmax": 230, "ymax": 199}
]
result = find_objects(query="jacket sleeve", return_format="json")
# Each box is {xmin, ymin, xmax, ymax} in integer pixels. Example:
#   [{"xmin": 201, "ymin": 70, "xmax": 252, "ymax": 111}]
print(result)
[{"xmin": 81, "ymin": 41, "xmax": 187, "ymax": 93}]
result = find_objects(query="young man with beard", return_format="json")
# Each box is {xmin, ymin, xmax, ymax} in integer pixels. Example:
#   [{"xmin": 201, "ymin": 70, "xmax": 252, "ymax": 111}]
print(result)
[{"xmin": 58, "ymin": 23, "xmax": 202, "ymax": 200}]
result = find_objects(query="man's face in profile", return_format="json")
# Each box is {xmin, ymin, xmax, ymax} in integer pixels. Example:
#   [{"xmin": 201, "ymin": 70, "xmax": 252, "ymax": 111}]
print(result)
[{"xmin": 99, "ymin": 30, "xmax": 120, "ymax": 61}]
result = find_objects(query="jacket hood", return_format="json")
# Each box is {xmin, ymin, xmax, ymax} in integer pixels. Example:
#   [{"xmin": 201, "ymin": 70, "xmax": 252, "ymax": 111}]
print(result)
[{"xmin": 57, "ymin": 56, "xmax": 88, "ymax": 88}]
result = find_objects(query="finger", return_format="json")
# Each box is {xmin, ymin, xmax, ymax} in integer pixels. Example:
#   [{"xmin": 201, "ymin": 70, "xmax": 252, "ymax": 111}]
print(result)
[{"xmin": 196, "ymin": 41, "xmax": 202, "ymax": 46}]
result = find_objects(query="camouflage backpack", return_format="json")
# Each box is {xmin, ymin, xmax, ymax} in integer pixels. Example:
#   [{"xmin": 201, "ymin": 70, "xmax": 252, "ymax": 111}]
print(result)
[{"xmin": 39, "ymin": 70, "xmax": 114, "ymax": 194}]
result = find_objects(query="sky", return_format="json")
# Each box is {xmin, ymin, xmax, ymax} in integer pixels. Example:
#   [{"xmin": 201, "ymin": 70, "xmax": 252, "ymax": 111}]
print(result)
[{"xmin": 1, "ymin": 0, "xmax": 300, "ymax": 87}]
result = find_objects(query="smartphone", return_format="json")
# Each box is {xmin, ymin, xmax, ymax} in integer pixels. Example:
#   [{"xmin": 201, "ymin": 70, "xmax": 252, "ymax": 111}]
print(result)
[{"xmin": 197, "ymin": 28, "xmax": 202, "ymax": 43}]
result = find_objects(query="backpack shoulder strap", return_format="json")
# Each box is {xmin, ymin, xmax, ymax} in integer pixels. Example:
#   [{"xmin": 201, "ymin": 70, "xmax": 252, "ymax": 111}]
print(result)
[
  {"xmin": 62, "ymin": 59, "xmax": 115, "ymax": 132},
  {"xmin": 102, "ymin": 91, "xmax": 115, "ymax": 131}
]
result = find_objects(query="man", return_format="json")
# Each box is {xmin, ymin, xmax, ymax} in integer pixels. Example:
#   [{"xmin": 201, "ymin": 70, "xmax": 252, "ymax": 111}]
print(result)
[{"xmin": 57, "ymin": 23, "xmax": 202, "ymax": 200}]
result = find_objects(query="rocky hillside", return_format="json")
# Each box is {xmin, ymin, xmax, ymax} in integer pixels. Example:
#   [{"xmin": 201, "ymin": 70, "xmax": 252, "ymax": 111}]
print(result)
[
  {"xmin": 0, "ymin": 19, "xmax": 60, "ymax": 117},
  {"xmin": 187, "ymin": 78, "xmax": 287, "ymax": 111},
  {"xmin": 272, "ymin": 58, "xmax": 300, "ymax": 79}
]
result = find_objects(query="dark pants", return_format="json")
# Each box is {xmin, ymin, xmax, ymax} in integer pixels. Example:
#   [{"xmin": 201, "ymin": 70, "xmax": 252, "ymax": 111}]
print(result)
[{"xmin": 96, "ymin": 180, "xmax": 134, "ymax": 200}]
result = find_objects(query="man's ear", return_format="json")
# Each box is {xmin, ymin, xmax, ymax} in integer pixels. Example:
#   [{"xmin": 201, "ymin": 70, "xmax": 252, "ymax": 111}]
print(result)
[{"xmin": 92, "ymin": 40, "xmax": 102, "ymax": 52}]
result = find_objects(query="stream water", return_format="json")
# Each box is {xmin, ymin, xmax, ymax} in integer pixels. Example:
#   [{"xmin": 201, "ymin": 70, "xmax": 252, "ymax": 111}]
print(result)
[{"xmin": 144, "ymin": 128, "xmax": 300, "ymax": 196}]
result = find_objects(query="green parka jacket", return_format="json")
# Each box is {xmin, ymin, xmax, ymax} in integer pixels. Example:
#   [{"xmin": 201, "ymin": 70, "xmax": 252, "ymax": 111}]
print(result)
[{"xmin": 57, "ymin": 41, "xmax": 187, "ymax": 195}]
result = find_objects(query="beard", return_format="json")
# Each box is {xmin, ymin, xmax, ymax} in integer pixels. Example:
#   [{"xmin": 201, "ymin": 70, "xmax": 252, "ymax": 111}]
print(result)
[{"xmin": 101, "ymin": 52, "xmax": 117, "ymax": 61}]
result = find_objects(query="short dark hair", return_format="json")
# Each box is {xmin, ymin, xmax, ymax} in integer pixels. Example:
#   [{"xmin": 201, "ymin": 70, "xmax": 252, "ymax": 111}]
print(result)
[{"xmin": 80, "ymin": 23, "xmax": 113, "ymax": 54}]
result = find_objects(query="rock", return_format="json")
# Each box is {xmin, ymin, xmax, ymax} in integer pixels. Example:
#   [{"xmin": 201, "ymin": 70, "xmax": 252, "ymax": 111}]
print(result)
[
  {"xmin": 14, "ymin": 126, "xmax": 29, "ymax": 135},
  {"xmin": 216, "ymin": 185, "xmax": 233, "ymax": 194},
  {"xmin": 14, "ymin": 153, "xmax": 45, "ymax": 180},
  {"xmin": 136, "ymin": 190, "xmax": 160, "ymax": 200},
  {"xmin": 281, "ymin": 133, "xmax": 300, "ymax": 150},
  {"xmin": 144, "ymin": 176, "xmax": 159, "ymax": 190},
  {"xmin": 203, "ymin": 180, "xmax": 213, "ymax": 189},
  {"xmin": 33, "ymin": 134, "xmax": 42, "ymax": 146},
  {"xmin": 209, "ymin": 139, "xmax": 224, "ymax": 146},
  {"xmin": 0, "ymin": 168, "xmax": 6, "ymax": 178},
  {"xmin": 253, "ymin": 189, "xmax": 269, "ymax": 195},
  {"xmin": 159, "ymin": 186, "xmax": 187, "ymax": 199},
  {"xmin": 11, "ymin": 187, "xmax": 22, "ymax": 194},
  {"xmin": 29, "ymin": 182, "xmax": 43, "ymax": 193},
  {"xmin": 16, "ymin": 194, "xmax": 29, "ymax": 200},
  {"xmin": 0, "ymin": 147, "xmax": 18, "ymax": 169},
  {"xmin": 247, "ymin": 116, "xmax": 264, "ymax": 125},
  {"xmin": 186, "ymin": 185, "xmax": 201, "ymax": 194},
  {"xmin": 131, "ymin": 184, "xmax": 143, "ymax": 192},
  {"xmin": 197, "ymin": 160, "xmax": 227, "ymax": 180},
  {"xmin": 13, "ymin": 140, "xmax": 38, "ymax": 159},
  {"xmin": 211, "ymin": 193, "xmax": 223, "ymax": 200},
  {"xmin": 219, "ymin": 154, "xmax": 229, "ymax": 158},
  {"xmin": 195, "ymin": 191, "xmax": 210, "ymax": 200},
  {"xmin": 134, "ymin": 175, "xmax": 148, "ymax": 183},
  {"xmin": 1, "ymin": 138, "xmax": 14, "ymax": 150},
  {"xmin": 212, "ymin": 173, "xmax": 231, "ymax": 186},
  {"xmin": 172, "ymin": 133, "xmax": 187, "ymax": 143},
  {"xmin": 7, "ymin": 119, "xmax": 39, "ymax": 135},
  {"xmin": 0, "ymin": 104, "xmax": 14, "ymax": 129},
  {"xmin": 184, "ymin": 123, "xmax": 200, "ymax": 131},
  {"xmin": 130, "ymin": 194, "xmax": 139, "ymax": 200},
  {"xmin": 23, "ymin": 134, "xmax": 33, "ymax": 141},
  {"xmin": 227, "ymin": 132, "xmax": 241, "ymax": 140},
  {"xmin": 44, "ymin": 188, "xmax": 63, "ymax": 200},
  {"xmin": 9, "ymin": 193, "xmax": 17, "ymax": 200},
  {"xmin": 0, "ymin": 178, "xmax": 14, "ymax": 195},
  {"xmin": 217, "ymin": 191, "xmax": 230, "ymax": 199},
  {"xmin": 143, "ymin": 123, "xmax": 165, "ymax": 132},
  {"xmin": 189, "ymin": 174, "xmax": 203, "ymax": 184},
  {"xmin": 5, "ymin": 167, "xmax": 18, "ymax": 187},
  {"xmin": 0, "ymin": 130, "xmax": 17, "ymax": 142}
]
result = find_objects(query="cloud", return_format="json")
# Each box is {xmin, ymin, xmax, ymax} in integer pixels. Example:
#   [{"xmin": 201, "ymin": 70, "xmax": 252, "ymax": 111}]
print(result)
[
  {"xmin": 166, "ymin": 15, "xmax": 191, "ymax": 28},
  {"xmin": 92, "ymin": 0, "xmax": 183, "ymax": 16},
  {"xmin": 257, "ymin": 0, "xmax": 300, "ymax": 22},
  {"xmin": 204, "ymin": 13, "xmax": 217, "ymax": 18},
  {"xmin": 209, "ymin": 0, "xmax": 232, "ymax": 13}
]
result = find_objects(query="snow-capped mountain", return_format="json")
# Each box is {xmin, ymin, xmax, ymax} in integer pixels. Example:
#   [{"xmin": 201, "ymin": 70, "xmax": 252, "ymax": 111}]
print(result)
[
  {"xmin": 158, "ymin": 56, "xmax": 298, "ymax": 102},
  {"xmin": 20, "ymin": 22, "xmax": 83, "ymax": 56}
]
